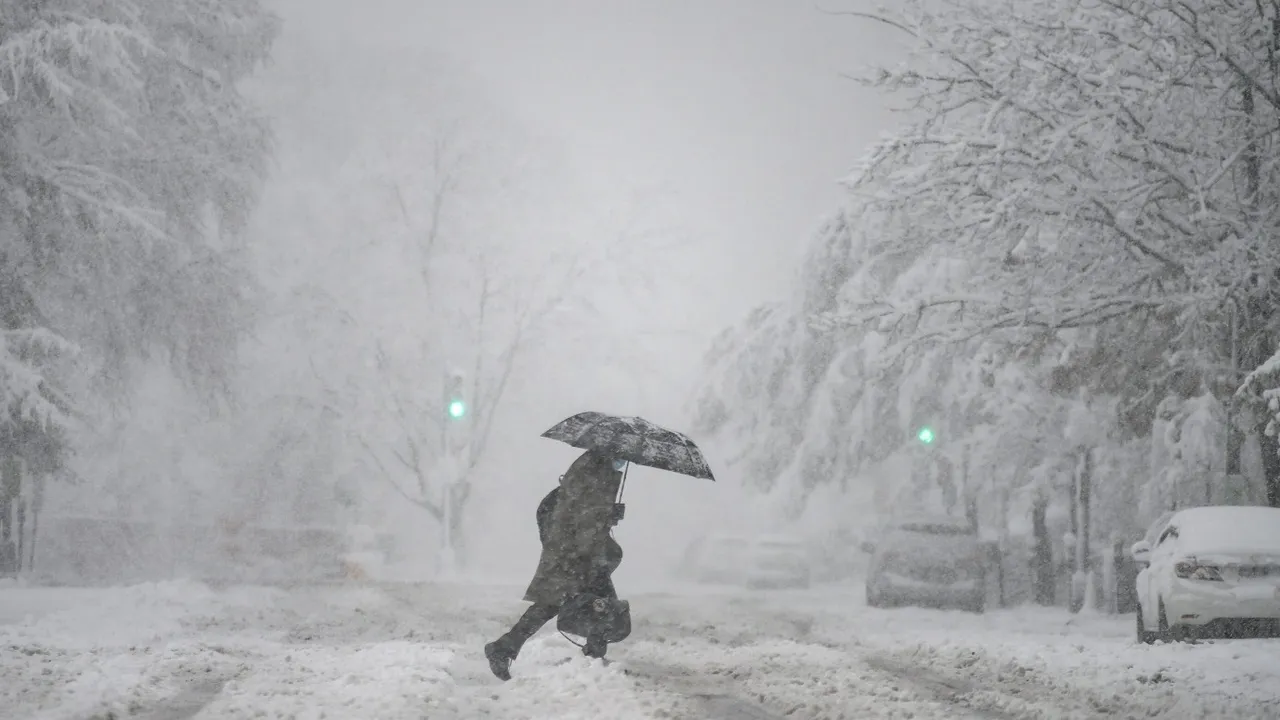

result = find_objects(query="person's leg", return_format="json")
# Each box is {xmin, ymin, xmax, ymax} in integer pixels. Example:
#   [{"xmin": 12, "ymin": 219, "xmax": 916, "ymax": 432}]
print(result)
[
  {"xmin": 503, "ymin": 602, "xmax": 560, "ymax": 649},
  {"xmin": 582, "ymin": 634, "xmax": 608, "ymax": 659},
  {"xmin": 485, "ymin": 603, "xmax": 559, "ymax": 680}
]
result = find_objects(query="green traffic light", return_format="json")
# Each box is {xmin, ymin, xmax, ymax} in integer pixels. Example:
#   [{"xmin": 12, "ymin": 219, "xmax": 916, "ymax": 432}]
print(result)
[
  {"xmin": 917, "ymin": 426, "xmax": 935, "ymax": 444},
  {"xmin": 448, "ymin": 400, "xmax": 466, "ymax": 418}
]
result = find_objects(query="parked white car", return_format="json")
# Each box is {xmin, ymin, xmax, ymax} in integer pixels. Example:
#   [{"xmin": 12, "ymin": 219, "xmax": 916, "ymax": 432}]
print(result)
[
  {"xmin": 1133, "ymin": 505, "xmax": 1280, "ymax": 643},
  {"xmin": 678, "ymin": 534, "xmax": 812, "ymax": 589}
]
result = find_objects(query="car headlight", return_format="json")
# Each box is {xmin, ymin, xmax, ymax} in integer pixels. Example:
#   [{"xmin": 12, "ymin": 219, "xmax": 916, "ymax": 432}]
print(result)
[{"xmin": 1174, "ymin": 559, "xmax": 1223, "ymax": 582}]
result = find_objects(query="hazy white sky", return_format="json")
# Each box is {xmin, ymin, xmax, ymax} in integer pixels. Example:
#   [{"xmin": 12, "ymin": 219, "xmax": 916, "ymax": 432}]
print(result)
[
  {"xmin": 272, "ymin": 0, "xmax": 905, "ymax": 328},
  {"xmin": 419, "ymin": 0, "xmax": 906, "ymax": 320}
]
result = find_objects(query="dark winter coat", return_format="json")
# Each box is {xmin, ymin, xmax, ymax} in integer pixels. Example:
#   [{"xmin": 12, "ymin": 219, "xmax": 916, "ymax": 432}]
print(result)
[
  {"xmin": 537, "ymin": 485, "xmax": 623, "ymax": 585},
  {"xmin": 523, "ymin": 451, "xmax": 623, "ymax": 605}
]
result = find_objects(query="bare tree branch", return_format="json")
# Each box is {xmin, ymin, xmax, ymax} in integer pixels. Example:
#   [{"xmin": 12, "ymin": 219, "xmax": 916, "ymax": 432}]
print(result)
[
  {"xmin": 815, "ymin": 4, "xmax": 920, "ymax": 38},
  {"xmin": 355, "ymin": 435, "xmax": 442, "ymax": 520}
]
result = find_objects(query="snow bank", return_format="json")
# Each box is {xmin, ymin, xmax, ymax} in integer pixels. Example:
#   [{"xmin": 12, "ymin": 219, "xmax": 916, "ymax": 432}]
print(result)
[
  {"xmin": 0, "ymin": 580, "xmax": 227, "ymax": 720},
  {"xmin": 1, "ymin": 581, "xmax": 693, "ymax": 720},
  {"xmin": 204, "ymin": 641, "xmax": 455, "ymax": 719},
  {"xmin": 452, "ymin": 638, "xmax": 678, "ymax": 720},
  {"xmin": 0, "ymin": 579, "xmax": 220, "ymax": 647}
]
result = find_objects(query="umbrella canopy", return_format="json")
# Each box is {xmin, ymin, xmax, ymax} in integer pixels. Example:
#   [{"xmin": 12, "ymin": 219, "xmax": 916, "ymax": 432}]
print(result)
[{"xmin": 541, "ymin": 411, "xmax": 716, "ymax": 481}]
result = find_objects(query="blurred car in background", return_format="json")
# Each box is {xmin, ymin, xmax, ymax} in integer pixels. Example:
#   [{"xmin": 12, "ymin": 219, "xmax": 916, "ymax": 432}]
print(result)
[
  {"xmin": 679, "ymin": 533, "xmax": 813, "ymax": 589},
  {"xmin": 679, "ymin": 535, "xmax": 750, "ymax": 585},
  {"xmin": 864, "ymin": 514, "xmax": 987, "ymax": 613},
  {"xmin": 745, "ymin": 535, "xmax": 813, "ymax": 589}
]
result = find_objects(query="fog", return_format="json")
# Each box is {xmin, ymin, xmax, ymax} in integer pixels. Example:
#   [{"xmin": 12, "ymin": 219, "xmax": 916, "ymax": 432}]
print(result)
[
  {"xmin": 224, "ymin": 0, "xmax": 905, "ymax": 588},
  {"xmin": 16, "ymin": 0, "xmax": 906, "ymax": 589}
]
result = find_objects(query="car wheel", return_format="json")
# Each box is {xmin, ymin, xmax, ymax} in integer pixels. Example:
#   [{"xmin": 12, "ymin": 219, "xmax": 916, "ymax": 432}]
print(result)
[
  {"xmin": 1136, "ymin": 604, "xmax": 1156, "ymax": 645},
  {"xmin": 1157, "ymin": 599, "xmax": 1196, "ymax": 642}
]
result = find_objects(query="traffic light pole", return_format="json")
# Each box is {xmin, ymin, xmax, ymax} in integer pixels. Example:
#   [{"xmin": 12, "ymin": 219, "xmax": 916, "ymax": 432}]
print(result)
[
  {"xmin": 440, "ymin": 368, "xmax": 460, "ymax": 576},
  {"xmin": 438, "ymin": 369, "xmax": 467, "ymax": 579}
]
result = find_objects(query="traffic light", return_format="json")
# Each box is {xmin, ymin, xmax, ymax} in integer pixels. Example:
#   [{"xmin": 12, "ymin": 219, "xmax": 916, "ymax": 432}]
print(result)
[
  {"xmin": 445, "ymin": 371, "xmax": 466, "ymax": 420},
  {"xmin": 917, "ymin": 426, "xmax": 935, "ymax": 444}
]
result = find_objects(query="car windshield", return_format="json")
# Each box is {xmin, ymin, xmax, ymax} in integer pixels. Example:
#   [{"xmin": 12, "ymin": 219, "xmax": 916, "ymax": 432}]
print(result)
[{"xmin": 1144, "ymin": 511, "xmax": 1175, "ymax": 546}]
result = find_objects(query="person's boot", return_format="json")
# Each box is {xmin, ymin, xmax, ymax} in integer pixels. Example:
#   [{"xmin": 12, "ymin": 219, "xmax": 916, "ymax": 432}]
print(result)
[
  {"xmin": 484, "ymin": 641, "xmax": 514, "ymax": 681},
  {"xmin": 582, "ymin": 637, "xmax": 608, "ymax": 660}
]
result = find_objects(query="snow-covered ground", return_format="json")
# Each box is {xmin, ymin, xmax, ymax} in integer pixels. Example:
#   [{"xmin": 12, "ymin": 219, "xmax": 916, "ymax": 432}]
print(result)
[{"xmin": 2, "ymin": 578, "xmax": 1279, "ymax": 719}]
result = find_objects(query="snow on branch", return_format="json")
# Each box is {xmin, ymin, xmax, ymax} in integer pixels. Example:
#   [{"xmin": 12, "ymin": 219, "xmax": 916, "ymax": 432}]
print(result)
[
  {"xmin": 0, "ymin": 13, "xmax": 153, "ymax": 111},
  {"xmin": 816, "ymin": 0, "xmax": 1280, "ymax": 363},
  {"xmin": 0, "ymin": 327, "xmax": 77, "ymax": 431}
]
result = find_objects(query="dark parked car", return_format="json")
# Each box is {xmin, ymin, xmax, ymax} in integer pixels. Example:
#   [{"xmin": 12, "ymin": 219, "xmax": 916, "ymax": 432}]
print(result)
[{"xmin": 864, "ymin": 514, "xmax": 986, "ymax": 613}]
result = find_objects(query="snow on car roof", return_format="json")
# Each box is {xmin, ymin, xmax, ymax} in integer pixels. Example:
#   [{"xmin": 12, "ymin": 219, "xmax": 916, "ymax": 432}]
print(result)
[{"xmin": 1170, "ymin": 506, "xmax": 1280, "ymax": 552}]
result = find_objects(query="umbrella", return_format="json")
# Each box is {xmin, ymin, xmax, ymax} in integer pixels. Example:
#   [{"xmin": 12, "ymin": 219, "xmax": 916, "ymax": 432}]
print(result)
[{"xmin": 541, "ymin": 411, "xmax": 716, "ymax": 481}]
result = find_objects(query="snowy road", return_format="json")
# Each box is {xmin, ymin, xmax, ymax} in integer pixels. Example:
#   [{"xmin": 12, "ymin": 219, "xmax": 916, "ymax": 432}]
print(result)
[{"xmin": 2, "ymin": 580, "xmax": 1279, "ymax": 719}]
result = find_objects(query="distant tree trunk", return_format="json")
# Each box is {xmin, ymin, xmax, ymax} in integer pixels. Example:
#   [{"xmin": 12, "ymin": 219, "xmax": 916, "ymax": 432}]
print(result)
[
  {"xmin": 1031, "ymin": 497, "xmax": 1053, "ymax": 606},
  {"xmin": 1262, "ymin": 5, "xmax": 1280, "ymax": 508},
  {"xmin": 1238, "ymin": 43, "xmax": 1280, "ymax": 507},
  {"xmin": 15, "ymin": 499, "xmax": 24, "ymax": 573},
  {"xmin": 446, "ymin": 479, "xmax": 469, "ymax": 567},
  {"xmin": 936, "ymin": 454, "xmax": 956, "ymax": 514},
  {"xmin": 0, "ymin": 456, "xmax": 16, "ymax": 576},
  {"xmin": 1071, "ymin": 449, "xmax": 1093, "ymax": 613},
  {"xmin": 996, "ymin": 488, "xmax": 1009, "ymax": 608},
  {"xmin": 1263, "ymin": 431, "xmax": 1280, "ymax": 507},
  {"xmin": 962, "ymin": 449, "xmax": 977, "ymax": 529},
  {"xmin": 0, "ymin": 501, "xmax": 11, "ymax": 575},
  {"xmin": 1228, "ymin": 308, "xmax": 1243, "ymax": 477},
  {"xmin": 28, "ymin": 485, "xmax": 39, "ymax": 571}
]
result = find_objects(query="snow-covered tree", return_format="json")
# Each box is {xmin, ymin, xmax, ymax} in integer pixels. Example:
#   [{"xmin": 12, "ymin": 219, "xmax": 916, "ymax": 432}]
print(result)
[
  {"xmin": 692, "ymin": 0, "xmax": 1280, "ymax": 591},
  {"xmin": 0, "ymin": 2, "xmax": 279, "ymax": 568},
  {"xmin": 812, "ymin": 0, "xmax": 1280, "ymax": 503},
  {"xmin": 1, "ymin": 1, "xmax": 279, "ymax": 399}
]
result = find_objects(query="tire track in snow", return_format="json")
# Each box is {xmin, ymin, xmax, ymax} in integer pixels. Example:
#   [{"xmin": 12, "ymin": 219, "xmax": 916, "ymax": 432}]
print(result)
[
  {"xmin": 860, "ymin": 654, "xmax": 1025, "ymax": 720},
  {"xmin": 620, "ymin": 658, "xmax": 785, "ymax": 720},
  {"xmin": 860, "ymin": 648, "xmax": 1181, "ymax": 720},
  {"xmin": 125, "ymin": 675, "xmax": 234, "ymax": 720}
]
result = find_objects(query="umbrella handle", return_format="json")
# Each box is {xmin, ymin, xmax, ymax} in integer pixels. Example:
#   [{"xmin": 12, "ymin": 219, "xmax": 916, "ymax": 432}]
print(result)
[{"xmin": 617, "ymin": 463, "xmax": 629, "ymax": 503}]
